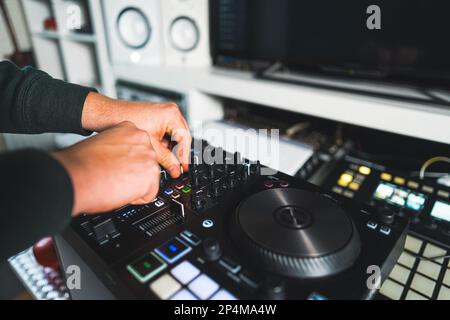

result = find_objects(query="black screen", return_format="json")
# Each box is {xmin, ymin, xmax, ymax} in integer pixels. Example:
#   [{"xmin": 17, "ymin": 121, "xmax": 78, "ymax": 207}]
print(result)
[{"xmin": 211, "ymin": 0, "xmax": 450, "ymax": 86}]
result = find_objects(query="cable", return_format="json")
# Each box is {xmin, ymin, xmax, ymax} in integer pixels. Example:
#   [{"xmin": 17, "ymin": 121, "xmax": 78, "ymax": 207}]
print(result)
[
  {"xmin": 419, "ymin": 156, "xmax": 450, "ymax": 180},
  {"xmin": 406, "ymin": 251, "xmax": 450, "ymax": 263},
  {"xmin": 411, "ymin": 171, "xmax": 449, "ymax": 178}
]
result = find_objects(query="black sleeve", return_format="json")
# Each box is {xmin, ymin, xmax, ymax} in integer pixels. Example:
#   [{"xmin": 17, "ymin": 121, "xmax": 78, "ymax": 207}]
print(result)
[
  {"xmin": 0, "ymin": 149, "xmax": 74, "ymax": 261},
  {"xmin": 0, "ymin": 60, "xmax": 94, "ymax": 135}
]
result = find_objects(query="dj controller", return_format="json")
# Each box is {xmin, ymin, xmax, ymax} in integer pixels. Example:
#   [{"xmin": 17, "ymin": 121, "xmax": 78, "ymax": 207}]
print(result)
[
  {"xmin": 53, "ymin": 140, "xmax": 409, "ymax": 300},
  {"xmin": 320, "ymin": 155, "xmax": 450, "ymax": 300}
]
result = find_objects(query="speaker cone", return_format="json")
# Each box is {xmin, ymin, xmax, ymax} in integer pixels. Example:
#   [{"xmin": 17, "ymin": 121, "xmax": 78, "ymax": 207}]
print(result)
[{"xmin": 117, "ymin": 7, "xmax": 151, "ymax": 49}]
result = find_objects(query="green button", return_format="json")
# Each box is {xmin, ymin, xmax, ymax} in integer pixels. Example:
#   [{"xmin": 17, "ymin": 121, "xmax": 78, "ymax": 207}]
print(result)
[
  {"xmin": 181, "ymin": 187, "xmax": 191, "ymax": 194},
  {"xmin": 127, "ymin": 252, "xmax": 166, "ymax": 283}
]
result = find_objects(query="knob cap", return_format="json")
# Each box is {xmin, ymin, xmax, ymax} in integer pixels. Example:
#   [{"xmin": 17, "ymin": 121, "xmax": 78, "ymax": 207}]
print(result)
[
  {"xmin": 202, "ymin": 237, "xmax": 222, "ymax": 261},
  {"xmin": 380, "ymin": 207, "xmax": 395, "ymax": 225},
  {"xmin": 209, "ymin": 164, "xmax": 215, "ymax": 179},
  {"xmin": 192, "ymin": 191, "xmax": 205, "ymax": 210}
]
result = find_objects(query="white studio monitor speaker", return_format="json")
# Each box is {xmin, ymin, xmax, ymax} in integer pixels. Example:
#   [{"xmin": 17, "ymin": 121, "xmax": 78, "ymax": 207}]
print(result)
[
  {"xmin": 102, "ymin": 0, "xmax": 164, "ymax": 66},
  {"xmin": 162, "ymin": 0, "xmax": 211, "ymax": 67}
]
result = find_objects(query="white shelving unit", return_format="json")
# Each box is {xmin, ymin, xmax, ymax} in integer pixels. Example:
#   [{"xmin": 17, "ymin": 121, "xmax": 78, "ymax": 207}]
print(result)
[
  {"xmin": 5, "ymin": 0, "xmax": 115, "ymax": 151},
  {"xmin": 20, "ymin": 0, "xmax": 114, "ymax": 94},
  {"xmin": 113, "ymin": 65, "xmax": 450, "ymax": 145}
]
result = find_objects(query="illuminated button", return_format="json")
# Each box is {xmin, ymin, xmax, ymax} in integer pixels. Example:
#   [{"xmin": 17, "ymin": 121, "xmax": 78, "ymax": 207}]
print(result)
[
  {"xmin": 155, "ymin": 237, "xmax": 191, "ymax": 264},
  {"xmin": 407, "ymin": 181, "xmax": 419, "ymax": 189},
  {"xmin": 423, "ymin": 243, "xmax": 447, "ymax": 264},
  {"xmin": 171, "ymin": 192, "xmax": 181, "ymax": 199},
  {"xmin": 398, "ymin": 251, "xmax": 416, "ymax": 269},
  {"xmin": 410, "ymin": 274, "xmax": 435, "ymax": 298},
  {"xmin": 343, "ymin": 190, "xmax": 354, "ymax": 198},
  {"xmin": 202, "ymin": 219, "xmax": 214, "ymax": 228},
  {"xmin": 219, "ymin": 256, "xmax": 241, "ymax": 274},
  {"xmin": 389, "ymin": 264, "xmax": 410, "ymax": 285},
  {"xmin": 337, "ymin": 173, "xmax": 353, "ymax": 187},
  {"xmin": 188, "ymin": 274, "xmax": 219, "ymax": 300},
  {"xmin": 367, "ymin": 221, "xmax": 378, "ymax": 230},
  {"xmin": 180, "ymin": 230, "xmax": 201, "ymax": 246},
  {"xmin": 422, "ymin": 185, "xmax": 434, "ymax": 194},
  {"xmin": 175, "ymin": 183, "xmax": 185, "ymax": 190},
  {"xmin": 380, "ymin": 225, "xmax": 391, "ymax": 236},
  {"xmin": 264, "ymin": 181, "xmax": 274, "ymax": 188},
  {"xmin": 155, "ymin": 200, "xmax": 165, "ymax": 207},
  {"xmin": 170, "ymin": 261, "xmax": 200, "ymax": 285},
  {"xmin": 149, "ymin": 273, "xmax": 181, "ymax": 300},
  {"xmin": 417, "ymin": 260, "xmax": 441, "ymax": 280},
  {"xmin": 437, "ymin": 190, "xmax": 450, "ymax": 198},
  {"xmin": 381, "ymin": 172, "xmax": 392, "ymax": 181},
  {"xmin": 358, "ymin": 166, "xmax": 371, "ymax": 175},
  {"xmin": 170, "ymin": 288, "xmax": 198, "ymax": 300},
  {"xmin": 438, "ymin": 286, "xmax": 450, "ymax": 300},
  {"xmin": 210, "ymin": 289, "xmax": 237, "ymax": 300},
  {"xmin": 280, "ymin": 181, "xmax": 289, "ymax": 188},
  {"xmin": 380, "ymin": 279, "xmax": 403, "ymax": 300},
  {"xmin": 307, "ymin": 292, "xmax": 328, "ymax": 300},
  {"xmin": 127, "ymin": 252, "xmax": 166, "ymax": 283},
  {"xmin": 394, "ymin": 177, "xmax": 405, "ymax": 185},
  {"xmin": 332, "ymin": 186, "xmax": 343, "ymax": 194},
  {"xmin": 163, "ymin": 188, "xmax": 174, "ymax": 196},
  {"xmin": 349, "ymin": 182, "xmax": 360, "ymax": 191},
  {"xmin": 181, "ymin": 187, "xmax": 191, "ymax": 194},
  {"xmin": 405, "ymin": 235, "xmax": 423, "ymax": 254},
  {"xmin": 443, "ymin": 269, "xmax": 450, "ymax": 286},
  {"xmin": 405, "ymin": 290, "xmax": 428, "ymax": 300}
]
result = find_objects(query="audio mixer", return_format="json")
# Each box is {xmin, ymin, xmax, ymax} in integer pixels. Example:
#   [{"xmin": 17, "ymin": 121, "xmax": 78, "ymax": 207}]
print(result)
[{"xmin": 54, "ymin": 141, "xmax": 408, "ymax": 300}]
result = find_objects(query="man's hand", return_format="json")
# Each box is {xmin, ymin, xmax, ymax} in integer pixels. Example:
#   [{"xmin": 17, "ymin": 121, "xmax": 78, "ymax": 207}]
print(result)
[
  {"xmin": 52, "ymin": 122, "xmax": 160, "ymax": 216},
  {"xmin": 81, "ymin": 92, "xmax": 191, "ymax": 178}
]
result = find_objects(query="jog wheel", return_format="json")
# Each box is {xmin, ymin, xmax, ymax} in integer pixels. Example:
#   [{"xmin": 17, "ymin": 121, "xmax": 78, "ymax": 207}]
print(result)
[{"xmin": 230, "ymin": 188, "xmax": 361, "ymax": 278}]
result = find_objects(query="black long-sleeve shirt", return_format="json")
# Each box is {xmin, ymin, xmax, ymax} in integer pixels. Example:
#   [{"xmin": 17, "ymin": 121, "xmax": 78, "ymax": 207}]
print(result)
[{"xmin": 0, "ymin": 61, "xmax": 94, "ymax": 261}]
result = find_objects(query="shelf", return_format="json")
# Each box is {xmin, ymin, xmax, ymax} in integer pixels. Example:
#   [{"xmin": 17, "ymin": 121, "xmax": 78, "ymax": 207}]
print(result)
[
  {"xmin": 113, "ymin": 65, "xmax": 450, "ymax": 144},
  {"xmin": 33, "ymin": 30, "xmax": 59, "ymax": 40},
  {"xmin": 64, "ymin": 32, "xmax": 96, "ymax": 43}
]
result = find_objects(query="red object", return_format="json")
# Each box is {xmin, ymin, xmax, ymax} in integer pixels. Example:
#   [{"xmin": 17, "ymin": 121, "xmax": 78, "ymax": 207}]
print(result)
[
  {"xmin": 43, "ymin": 17, "xmax": 57, "ymax": 31},
  {"xmin": 32, "ymin": 237, "xmax": 60, "ymax": 270}
]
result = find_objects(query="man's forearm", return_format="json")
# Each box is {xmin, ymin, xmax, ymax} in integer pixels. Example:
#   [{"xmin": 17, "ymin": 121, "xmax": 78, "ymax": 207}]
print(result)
[
  {"xmin": 0, "ymin": 61, "xmax": 95, "ymax": 135},
  {"xmin": 0, "ymin": 149, "xmax": 73, "ymax": 261}
]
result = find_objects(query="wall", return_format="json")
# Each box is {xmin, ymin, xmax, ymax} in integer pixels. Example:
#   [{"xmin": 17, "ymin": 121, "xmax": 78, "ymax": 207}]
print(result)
[{"xmin": 0, "ymin": 0, "xmax": 31, "ymax": 58}]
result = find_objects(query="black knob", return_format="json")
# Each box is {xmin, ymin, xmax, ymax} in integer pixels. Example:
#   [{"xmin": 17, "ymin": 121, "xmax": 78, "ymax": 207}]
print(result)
[
  {"xmin": 202, "ymin": 237, "xmax": 222, "ymax": 261},
  {"xmin": 380, "ymin": 207, "xmax": 395, "ymax": 225},
  {"xmin": 192, "ymin": 191, "xmax": 205, "ymax": 210},
  {"xmin": 160, "ymin": 170, "xmax": 168, "ymax": 189},
  {"xmin": 255, "ymin": 160, "xmax": 261, "ymax": 176},
  {"xmin": 191, "ymin": 171, "xmax": 201, "ymax": 188},
  {"xmin": 234, "ymin": 152, "xmax": 241, "ymax": 165},
  {"xmin": 242, "ymin": 163, "xmax": 249, "ymax": 181},
  {"xmin": 227, "ymin": 174, "xmax": 237, "ymax": 189},
  {"xmin": 263, "ymin": 277, "xmax": 285, "ymax": 300},
  {"xmin": 209, "ymin": 164, "xmax": 215, "ymax": 179},
  {"xmin": 211, "ymin": 180, "xmax": 221, "ymax": 197}
]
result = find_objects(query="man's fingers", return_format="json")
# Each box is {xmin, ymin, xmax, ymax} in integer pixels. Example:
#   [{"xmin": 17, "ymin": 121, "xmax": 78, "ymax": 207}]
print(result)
[
  {"xmin": 171, "ymin": 127, "xmax": 192, "ymax": 171},
  {"xmin": 151, "ymin": 137, "xmax": 182, "ymax": 177}
]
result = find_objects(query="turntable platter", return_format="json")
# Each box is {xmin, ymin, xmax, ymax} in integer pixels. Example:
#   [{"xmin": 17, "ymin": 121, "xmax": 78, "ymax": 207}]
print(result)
[{"xmin": 231, "ymin": 188, "xmax": 361, "ymax": 278}]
